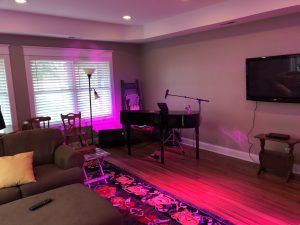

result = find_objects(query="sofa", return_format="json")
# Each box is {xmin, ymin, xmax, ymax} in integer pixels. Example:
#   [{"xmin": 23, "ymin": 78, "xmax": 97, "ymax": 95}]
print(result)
[
  {"xmin": 0, "ymin": 128, "xmax": 84, "ymax": 205},
  {"xmin": 0, "ymin": 183, "xmax": 123, "ymax": 225}
]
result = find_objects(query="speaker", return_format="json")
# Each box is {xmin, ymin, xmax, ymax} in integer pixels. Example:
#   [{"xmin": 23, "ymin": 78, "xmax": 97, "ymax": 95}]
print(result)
[{"xmin": 98, "ymin": 129, "xmax": 125, "ymax": 147}]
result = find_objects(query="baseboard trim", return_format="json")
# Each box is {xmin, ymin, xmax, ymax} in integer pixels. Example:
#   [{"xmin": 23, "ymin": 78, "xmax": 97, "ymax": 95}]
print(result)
[{"xmin": 182, "ymin": 137, "xmax": 300, "ymax": 175}]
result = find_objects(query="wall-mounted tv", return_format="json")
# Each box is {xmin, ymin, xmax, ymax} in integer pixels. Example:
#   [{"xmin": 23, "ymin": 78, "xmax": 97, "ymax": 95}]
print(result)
[{"xmin": 246, "ymin": 54, "xmax": 300, "ymax": 103}]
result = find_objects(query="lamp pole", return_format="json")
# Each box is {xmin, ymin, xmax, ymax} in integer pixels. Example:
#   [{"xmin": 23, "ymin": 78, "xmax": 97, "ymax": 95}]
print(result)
[
  {"xmin": 84, "ymin": 68, "xmax": 96, "ymax": 145},
  {"xmin": 87, "ymin": 74, "xmax": 94, "ymax": 145}
]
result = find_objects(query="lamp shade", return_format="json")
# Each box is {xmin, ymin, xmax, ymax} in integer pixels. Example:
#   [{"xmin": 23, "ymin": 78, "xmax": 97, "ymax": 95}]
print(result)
[
  {"xmin": 0, "ymin": 110, "xmax": 6, "ymax": 130},
  {"xmin": 83, "ymin": 68, "xmax": 95, "ymax": 75},
  {"xmin": 93, "ymin": 88, "xmax": 100, "ymax": 100}
]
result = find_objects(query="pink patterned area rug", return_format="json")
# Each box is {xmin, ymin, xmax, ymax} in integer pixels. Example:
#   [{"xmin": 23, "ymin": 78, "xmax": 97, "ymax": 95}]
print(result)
[{"xmin": 85, "ymin": 161, "xmax": 234, "ymax": 225}]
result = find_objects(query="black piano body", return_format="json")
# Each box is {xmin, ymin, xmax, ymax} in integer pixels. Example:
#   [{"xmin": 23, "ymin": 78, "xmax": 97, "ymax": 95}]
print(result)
[{"xmin": 120, "ymin": 110, "xmax": 200, "ymax": 164}]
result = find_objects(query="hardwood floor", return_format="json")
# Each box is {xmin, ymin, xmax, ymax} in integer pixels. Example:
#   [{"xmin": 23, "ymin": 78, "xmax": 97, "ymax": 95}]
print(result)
[{"xmin": 104, "ymin": 141, "xmax": 300, "ymax": 225}]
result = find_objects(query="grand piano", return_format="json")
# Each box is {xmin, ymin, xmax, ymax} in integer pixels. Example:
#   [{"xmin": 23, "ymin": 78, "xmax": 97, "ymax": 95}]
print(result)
[{"xmin": 120, "ymin": 110, "xmax": 200, "ymax": 164}]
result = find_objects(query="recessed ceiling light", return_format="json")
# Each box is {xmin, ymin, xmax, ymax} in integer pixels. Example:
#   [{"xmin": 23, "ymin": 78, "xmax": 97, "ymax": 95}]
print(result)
[
  {"xmin": 15, "ymin": 0, "xmax": 27, "ymax": 4},
  {"xmin": 123, "ymin": 15, "xmax": 131, "ymax": 21},
  {"xmin": 220, "ymin": 21, "xmax": 236, "ymax": 26}
]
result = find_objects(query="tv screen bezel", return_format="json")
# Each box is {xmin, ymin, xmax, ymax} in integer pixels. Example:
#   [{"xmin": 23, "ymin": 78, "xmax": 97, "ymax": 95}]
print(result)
[{"xmin": 246, "ymin": 53, "xmax": 300, "ymax": 103}]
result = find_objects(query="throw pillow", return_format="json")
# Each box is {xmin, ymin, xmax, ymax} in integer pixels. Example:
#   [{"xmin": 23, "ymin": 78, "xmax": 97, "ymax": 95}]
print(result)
[{"xmin": 0, "ymin": 151, "xmax": 36, "ymax": 189}]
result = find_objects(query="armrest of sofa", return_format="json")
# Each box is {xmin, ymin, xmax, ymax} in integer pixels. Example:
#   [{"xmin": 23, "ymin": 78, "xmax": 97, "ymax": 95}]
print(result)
[{"xmin": 54, "ymin": 145, "xmax": 84, "ymax": 169}]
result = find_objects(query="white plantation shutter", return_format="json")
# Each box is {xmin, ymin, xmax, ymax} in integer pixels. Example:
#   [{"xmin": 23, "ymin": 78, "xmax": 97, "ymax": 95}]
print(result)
[
  {"xmin": 30, "ymin": 60, "xmax": 75, "ymax": 122},
  {"xmin": 28, "ymin": 55, "xmax": 113, "ymax": 124},
  {"xmin": 75, "ymin": 61, "xmax": 112, "ymax": 119},
  {"xmin": 0, "ymin": 58, "xmax": 12, "ymax": 125}
]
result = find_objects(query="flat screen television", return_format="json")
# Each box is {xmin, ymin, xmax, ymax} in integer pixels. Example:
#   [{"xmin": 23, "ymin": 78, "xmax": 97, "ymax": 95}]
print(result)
[{"xmin": 246, "ymin": 54, "xmax": 300, "ymax": 103}]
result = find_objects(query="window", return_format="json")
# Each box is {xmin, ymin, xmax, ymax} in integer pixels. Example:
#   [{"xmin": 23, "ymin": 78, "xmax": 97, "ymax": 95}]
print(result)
[
  {"xmin": 0, "ymin": 45, "xmax": 16, "ymax": 127},
  {"xmin": 24, "ymin": 47, "xmax": 114, "ymax": 124}
]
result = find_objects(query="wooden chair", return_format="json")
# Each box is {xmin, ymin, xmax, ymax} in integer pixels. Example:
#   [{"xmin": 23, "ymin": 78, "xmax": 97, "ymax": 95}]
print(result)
[
  {"xmin": 22, "ymin": 116, "xmax": 51, "ymax": 130},
  {"xmin": 61, "ymin": 112, "xmax": 87, "ymax": 147}
]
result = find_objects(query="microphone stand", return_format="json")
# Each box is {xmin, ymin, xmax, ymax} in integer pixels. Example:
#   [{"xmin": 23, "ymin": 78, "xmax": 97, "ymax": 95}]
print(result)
[
  {"xmin": 164, "ymin": 91, "xmax": 209, "ymax": 161},
  {"xmin": 167, "ymin": 93, "xmax": 209, "ymax": 112}
]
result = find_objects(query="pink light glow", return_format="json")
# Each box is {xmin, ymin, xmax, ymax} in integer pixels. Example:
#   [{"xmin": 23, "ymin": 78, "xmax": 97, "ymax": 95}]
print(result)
[
  {"xmin": 220, "ymin": 126, "xmax": 249, "ymax": 149},
  {"xmin": 93, "ymin": 120, "xmax": 123, "ymax": 131},
  {"xmin": 81, "ymin": 117, "xmax": 122, "ymax": 131}
]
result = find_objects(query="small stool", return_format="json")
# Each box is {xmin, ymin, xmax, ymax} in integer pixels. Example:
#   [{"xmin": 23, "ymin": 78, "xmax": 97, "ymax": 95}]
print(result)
[{"xmin": 83, "ymin": 148, "xmax": 110, "ymax": 188}]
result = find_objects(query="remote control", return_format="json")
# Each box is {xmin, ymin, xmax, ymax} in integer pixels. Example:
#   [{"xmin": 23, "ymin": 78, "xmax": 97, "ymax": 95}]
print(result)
[{"xmin": 29, "ymin": 198, "xmax": 53, "ymax": 211}]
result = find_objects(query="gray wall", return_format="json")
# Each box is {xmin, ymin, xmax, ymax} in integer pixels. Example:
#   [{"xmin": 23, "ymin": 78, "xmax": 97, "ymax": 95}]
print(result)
[
  {"xmin": 0, "ymin": 34, "xmax": 141, "ymax": 126},
  {"xmin": 3, "ymin": 12, "xmax": 300, "ymax": 164},
  {"xmin": 141, "ymin": 13, "xmax": 300, "ymax": 163}
]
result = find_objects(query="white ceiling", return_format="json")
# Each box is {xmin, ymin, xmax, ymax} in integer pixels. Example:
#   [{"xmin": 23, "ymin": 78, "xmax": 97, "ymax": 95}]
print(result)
[
  {"xmin": 0, "ymin": 0, "xmax": 300, "ymax": 43},
  {"xmin": 0, "ymin": 0, "xmax": 223, "ymax": 25}
]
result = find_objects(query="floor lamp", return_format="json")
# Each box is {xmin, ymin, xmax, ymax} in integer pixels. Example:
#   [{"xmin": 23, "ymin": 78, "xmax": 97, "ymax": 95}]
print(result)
[{"xmin": 84, "ymin": 68, "xmax": 99, "ymax": 145}]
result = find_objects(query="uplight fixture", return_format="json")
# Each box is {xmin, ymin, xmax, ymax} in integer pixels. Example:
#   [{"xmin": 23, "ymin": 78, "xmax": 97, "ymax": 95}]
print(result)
[
  {"xmin": 15, "ymin": 0, "xmax": 27, "ymax": 4},
  {"xmin": 123, "ymin": 15, "xmax": 131, "ymax": 21}
]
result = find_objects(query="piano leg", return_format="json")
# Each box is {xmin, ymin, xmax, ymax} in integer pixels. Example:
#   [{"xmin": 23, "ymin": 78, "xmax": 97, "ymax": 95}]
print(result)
[
  {"xmin": 195, "ymin": 126, "xmax": 199, "ymax": 159},
  {"xmin": 160, "ymin": 127, "xmax": 165, "ymax": 164},
  {"xmin": 126, "ymin": 124, "xmax": 131, "ymax": 155}
]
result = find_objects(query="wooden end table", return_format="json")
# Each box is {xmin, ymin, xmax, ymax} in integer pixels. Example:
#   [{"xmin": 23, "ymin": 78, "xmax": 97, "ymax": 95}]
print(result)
[{"xmin": 255, "ymin": 133, "xmax": 300, "ymax": 182}]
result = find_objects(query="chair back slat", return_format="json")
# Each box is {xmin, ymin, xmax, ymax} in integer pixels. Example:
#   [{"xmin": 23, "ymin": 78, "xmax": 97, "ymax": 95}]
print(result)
[{"xmin": 61, "ymin": 112, "xmax": 82, "ymax": 133}]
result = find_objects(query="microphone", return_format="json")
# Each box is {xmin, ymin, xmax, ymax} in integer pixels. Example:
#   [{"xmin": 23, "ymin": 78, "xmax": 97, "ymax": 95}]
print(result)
[{"xmin": 165, "ymin": 89, "xmax": 169, "ymax": 99}]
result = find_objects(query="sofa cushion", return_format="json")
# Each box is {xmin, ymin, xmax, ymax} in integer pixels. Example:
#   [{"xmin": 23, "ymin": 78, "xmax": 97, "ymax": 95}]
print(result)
[
  {"xmin": 19, "ymin": 164, "xmax": 83, "ymax": 197},
  {"xmin": 0, "ymin": 152, "xmax": 36, "ymax": 189},
  {"xmin": 2, "ymin": 128, "xmax": 64, "ymax": 166},
  {"xmin": 0, "ymin": 186, "xmax": 21, "ymax": 205}
]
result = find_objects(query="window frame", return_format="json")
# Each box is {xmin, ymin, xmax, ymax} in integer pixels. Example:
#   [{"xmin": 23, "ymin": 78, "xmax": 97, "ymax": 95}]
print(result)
[
  {"xmin": 0, "ymin": 44, "xmax": 17, "ymax": 128},
  {"xmin": 23, "ymin": 46, "xmax": 116, "ymax": 125}
]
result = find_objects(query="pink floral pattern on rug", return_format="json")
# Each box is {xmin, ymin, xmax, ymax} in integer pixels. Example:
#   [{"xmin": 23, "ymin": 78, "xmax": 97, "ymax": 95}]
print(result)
[
  {"xmin": 87, "ymin": 161, "xmax": 233, "ymax": 225},
  {"xmin": 95, "ymin": 186, "xmax": 116, "ymax": 198}
]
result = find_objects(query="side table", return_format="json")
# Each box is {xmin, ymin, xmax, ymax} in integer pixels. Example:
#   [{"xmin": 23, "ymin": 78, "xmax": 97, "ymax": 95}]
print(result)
[
  {"xmin": 254, "ymin": 133, "xmax": 300, "ymax": 182},
  {"xmin": 83, "ymin": 148, "xmax": 110, "ymax": 188}
]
